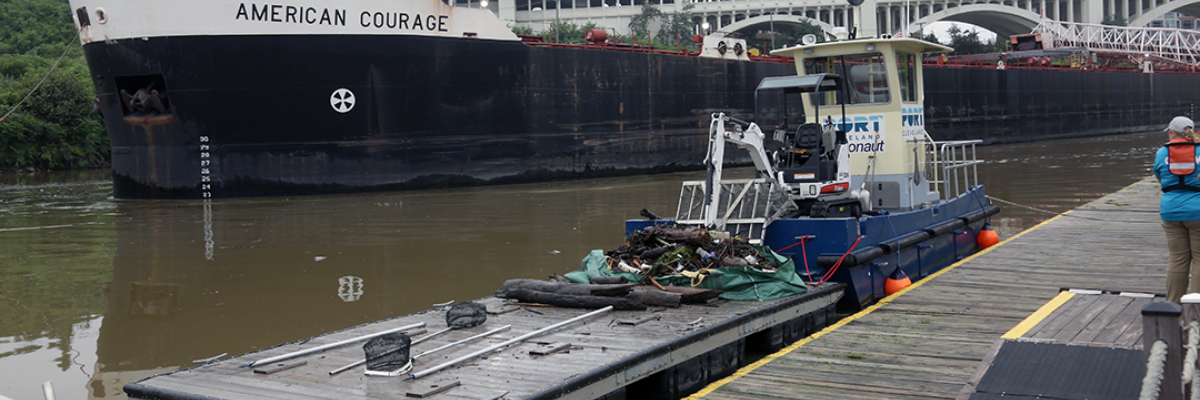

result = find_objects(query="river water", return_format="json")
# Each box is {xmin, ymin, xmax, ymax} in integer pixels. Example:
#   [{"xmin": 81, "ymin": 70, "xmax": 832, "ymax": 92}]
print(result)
[{"xmin": 0, "ymin": 130, "xmax": 1163, "ymax": 400}]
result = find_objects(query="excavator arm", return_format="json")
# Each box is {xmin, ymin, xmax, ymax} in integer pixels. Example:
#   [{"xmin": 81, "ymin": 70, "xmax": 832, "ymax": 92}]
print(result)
[{"xmin": 703, "ymin": 113, "xmax": 781, "ymax": 226}]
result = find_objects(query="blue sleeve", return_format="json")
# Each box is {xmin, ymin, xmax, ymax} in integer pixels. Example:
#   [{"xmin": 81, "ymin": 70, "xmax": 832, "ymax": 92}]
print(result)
[{"xmin": 1155, "ymin": 147, "xmax": 1168, "ymax": 182}]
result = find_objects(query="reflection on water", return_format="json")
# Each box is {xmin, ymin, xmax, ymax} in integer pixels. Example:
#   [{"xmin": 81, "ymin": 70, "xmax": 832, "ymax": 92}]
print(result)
[{"xmin": 0, "ymin": 130, "xmax": 1164, "ymax": 399}]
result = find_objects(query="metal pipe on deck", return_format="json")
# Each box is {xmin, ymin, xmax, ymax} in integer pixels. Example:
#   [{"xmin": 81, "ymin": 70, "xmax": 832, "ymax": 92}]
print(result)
[
  {"xmin": 408, "ymin": 306, "xmax": 614, "ymax": 380},
  {"xmin": 412, "ymin": 325, "xmax": 513, "ymax": 362},
  {"xmin": 244, "ymin": 322, "xmax": 426, "ymax": 368}
]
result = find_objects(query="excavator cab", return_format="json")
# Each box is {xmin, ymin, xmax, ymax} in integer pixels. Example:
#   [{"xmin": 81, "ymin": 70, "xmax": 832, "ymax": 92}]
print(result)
[{"xmin": 753, "ymin": 74, "xmax": 851, "ymax": 188}]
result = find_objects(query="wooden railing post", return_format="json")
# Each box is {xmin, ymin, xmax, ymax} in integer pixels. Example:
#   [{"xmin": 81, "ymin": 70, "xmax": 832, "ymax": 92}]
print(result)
[
  {"xmin": 1183, "ymin": 294, "xmax": 1200, "ymax": 325},
  {"xmin": 1144, "ymin": 301, "xmax": 1183, "ymax": 400}
]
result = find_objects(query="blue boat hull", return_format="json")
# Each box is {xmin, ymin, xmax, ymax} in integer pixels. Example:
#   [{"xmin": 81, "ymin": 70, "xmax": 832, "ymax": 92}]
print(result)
[{"xmin": 627, "ymin": 186, "xmax": 999, "ymax": 309}]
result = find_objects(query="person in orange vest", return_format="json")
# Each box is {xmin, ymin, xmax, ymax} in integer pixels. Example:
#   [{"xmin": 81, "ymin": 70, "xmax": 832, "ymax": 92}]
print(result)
[{"xmin": 1156, "ymin": 116, "xmax": 1200, "ymax": 303}]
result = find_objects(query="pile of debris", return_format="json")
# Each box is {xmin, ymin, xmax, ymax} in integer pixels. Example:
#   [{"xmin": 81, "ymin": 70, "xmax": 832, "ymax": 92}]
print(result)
[
  {"xmin": 607, "ymin": 225, "xmax": 780, "ymax": 277},
  {"xmin": 494, "ymin": 225, "xmax": 807, "ymax": 309}
]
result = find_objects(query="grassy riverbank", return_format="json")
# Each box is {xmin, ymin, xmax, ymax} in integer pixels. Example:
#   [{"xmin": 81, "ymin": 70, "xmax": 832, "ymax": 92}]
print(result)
[{"xmin": 0, "ymin": 0, "xmax": 108, "ymax": 173}]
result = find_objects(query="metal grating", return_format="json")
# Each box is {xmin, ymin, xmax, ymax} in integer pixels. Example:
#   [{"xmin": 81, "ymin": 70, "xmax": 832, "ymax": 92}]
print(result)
[{"xmin": 675, "ymin": 178, "xmax": 796, "ymax": 243}]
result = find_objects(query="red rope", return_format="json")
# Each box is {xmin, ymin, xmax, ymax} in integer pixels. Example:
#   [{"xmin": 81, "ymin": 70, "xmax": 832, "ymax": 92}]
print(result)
[
  {"xmin": 817, "ymin": 235, "xmax": 863, "ymax": 286},
  {"xmin": 801, "ymin": 239, "xmax": 816, "ymax": 286},
  {"xmin": 776, "ymin": 237, "xmax": 807, "ymax": 253}
]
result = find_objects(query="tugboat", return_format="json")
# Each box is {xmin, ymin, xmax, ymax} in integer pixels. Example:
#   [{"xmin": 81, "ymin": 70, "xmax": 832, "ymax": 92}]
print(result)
[{"xmin": 629, "ymin": 34, "xmax": 1000, "ymax": 309}]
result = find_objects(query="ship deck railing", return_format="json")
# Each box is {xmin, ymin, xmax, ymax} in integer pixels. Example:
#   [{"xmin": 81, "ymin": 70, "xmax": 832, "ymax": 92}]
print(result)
[{"xmin": 929, "ymin": 139, "xmax": 983, "ymax": 200}]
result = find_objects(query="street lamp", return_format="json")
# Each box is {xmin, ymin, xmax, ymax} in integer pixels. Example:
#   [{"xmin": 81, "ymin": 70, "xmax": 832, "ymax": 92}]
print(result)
[
  {"xmin": 701, "ymin": 21, "xmax": 710, "ymax": 34},
  {"xmin": 549, "ymin": 0, "xmax": 561, "ymax": 43},
  {"xmin": 480, "ymin": 0, "xmax": 489, "ymax": 7}
]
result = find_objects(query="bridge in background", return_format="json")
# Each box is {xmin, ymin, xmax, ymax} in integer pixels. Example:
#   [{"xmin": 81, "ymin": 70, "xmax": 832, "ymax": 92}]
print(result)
[{"xmin": 495, "ymin": 0, "xmax": 1200, "ymax": 44}]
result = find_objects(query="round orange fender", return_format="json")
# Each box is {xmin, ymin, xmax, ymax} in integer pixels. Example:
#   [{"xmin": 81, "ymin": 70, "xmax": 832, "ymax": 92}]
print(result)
[
  {"xmin": 977, "ymin": 223, "xmax": 999, "ymax": 249},
  {"xmin": 885, "ymin": 268, "xmax": 911, "ymax": 295}
]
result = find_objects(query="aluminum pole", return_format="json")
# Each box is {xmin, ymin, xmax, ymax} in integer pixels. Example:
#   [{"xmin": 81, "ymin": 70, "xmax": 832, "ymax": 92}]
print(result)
[
  {"xmin": 244, "ymin": 322, "xmax": 426, "ymax": 367},
  {"xmin": 328, "ymin": 326, "xmax": 456, "ymax": 375},
  {"xmin": 407, "ymin": 306, "xmax": 613, "ymax": 380},
  {"xmin": 412, "ymin": 325, "xmax": 513, "ymax": 361}
]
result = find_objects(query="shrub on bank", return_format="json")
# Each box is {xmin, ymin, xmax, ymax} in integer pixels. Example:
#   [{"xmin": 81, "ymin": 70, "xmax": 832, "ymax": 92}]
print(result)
[
  {"xmin": 0, "ymin": 0, "xmax": 108, "ymax": 173},
  {"xmin": 0, "ymin": 56, "xmax": 107, "ymax": 172}
]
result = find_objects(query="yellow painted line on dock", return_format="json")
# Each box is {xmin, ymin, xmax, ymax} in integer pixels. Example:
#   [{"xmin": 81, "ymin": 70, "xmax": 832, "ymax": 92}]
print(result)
[
  {"xmin": 1000, "ymin": 291, "xmax": 1075, "ymax": 339},
  {"xmin": 685, "ymin": 210, "xmax": 1074, "ymax": 399}
]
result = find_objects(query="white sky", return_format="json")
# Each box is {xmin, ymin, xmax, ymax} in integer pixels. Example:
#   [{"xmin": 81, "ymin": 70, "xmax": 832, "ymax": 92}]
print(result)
[{"xmin": 923, "ymin": 21, "xmax": 999, "ymax": 43}]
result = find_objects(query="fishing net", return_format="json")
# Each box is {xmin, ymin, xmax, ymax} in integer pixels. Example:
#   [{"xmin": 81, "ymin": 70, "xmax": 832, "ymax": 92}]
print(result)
[
  {"xmin": 363, "ymin": 332, "xmax": 412, "ymax": 376},
  {"xmin": 446, "ymin": 302, "xmax": 487, "ymax": 329}
]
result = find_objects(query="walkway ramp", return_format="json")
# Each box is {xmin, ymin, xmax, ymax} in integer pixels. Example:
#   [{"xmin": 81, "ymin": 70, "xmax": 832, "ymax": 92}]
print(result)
[
  {"xmin": 1032, "ymin": 19, "xmax": 1200, "ymax": 67},
  {"xmin": 694, "ymin": 177, "xmax": 1166, "ymax": 399}
]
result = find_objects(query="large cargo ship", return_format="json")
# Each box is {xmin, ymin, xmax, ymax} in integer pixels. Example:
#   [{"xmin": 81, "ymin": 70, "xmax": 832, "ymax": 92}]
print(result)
[{"xmin": 68, "ymin": 0, "xmax": 1197, "ymax": 199}]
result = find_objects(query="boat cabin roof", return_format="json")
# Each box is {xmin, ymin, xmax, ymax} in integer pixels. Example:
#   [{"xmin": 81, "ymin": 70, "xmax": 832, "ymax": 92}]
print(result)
[
  {"xmin": 771, "ymin": 37, "xmax": 953, "ymax": 59},
  {"xmin": 755, "ymin": 73, "xmax": 844, "ymax": 94}
]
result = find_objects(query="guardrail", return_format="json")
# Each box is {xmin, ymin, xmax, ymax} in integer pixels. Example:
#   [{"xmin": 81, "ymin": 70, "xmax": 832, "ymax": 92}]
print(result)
[{"xmin": 927, "ymin": 138, "xmax": 983, "ymax": 200}]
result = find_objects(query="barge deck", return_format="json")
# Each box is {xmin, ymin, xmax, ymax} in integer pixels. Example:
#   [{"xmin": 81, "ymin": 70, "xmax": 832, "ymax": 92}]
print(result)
[{"xmin": 125, "ymin": 283, "xmax": 843, "ymax": 399}]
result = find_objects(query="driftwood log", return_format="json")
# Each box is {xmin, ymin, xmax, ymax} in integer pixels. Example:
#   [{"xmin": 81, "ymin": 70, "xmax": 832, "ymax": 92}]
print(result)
[
  {"xmin": 589, "ymin": 276, "xmax": 628, "ymax": 285},
  {"xmin": 502, "ymin": 279, "xmax": 637, "ymax": 297},
  {"xmin": 633, "ymin": 286, "xmax": 724, "ymax": 304},
  {"xmin": 626, "ymin": 288, "xmax": 681, "ymax": 308},
  {"xmin": 494, "ymin": 288, "xmax": 647, "ymax": 311}
]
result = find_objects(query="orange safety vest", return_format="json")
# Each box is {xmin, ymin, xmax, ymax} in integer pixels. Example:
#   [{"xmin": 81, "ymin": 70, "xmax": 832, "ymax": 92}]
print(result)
[
  {"xmin": 1163, "ymin": 138, "xmax": 1200, "ymax": 193},
  {"xmin": 1167, "ymin": 138, "xmax": 1198, "ymax": 175}
]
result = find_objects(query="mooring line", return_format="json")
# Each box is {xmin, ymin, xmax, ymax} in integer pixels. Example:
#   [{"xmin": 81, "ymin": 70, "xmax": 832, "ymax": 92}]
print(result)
[
  {"xmin": 986, "ymin": 190, "xmax": 1159, "ymax": 224},
  {"xmin": 0, "ymin": 28, "xmax": 81, "ymax": 123}
]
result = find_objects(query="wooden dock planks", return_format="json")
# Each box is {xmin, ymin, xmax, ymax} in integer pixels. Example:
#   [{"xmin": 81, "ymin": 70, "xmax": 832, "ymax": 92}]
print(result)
[{"xmin": 697, "ymin": 177, "xmax": 1168, "ymax": 399}]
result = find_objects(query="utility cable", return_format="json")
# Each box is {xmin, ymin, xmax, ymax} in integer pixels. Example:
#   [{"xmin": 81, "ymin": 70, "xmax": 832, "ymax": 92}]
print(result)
[{"xmin": 0, "ymin": 27, "xmax": 82, "ymax": 123}]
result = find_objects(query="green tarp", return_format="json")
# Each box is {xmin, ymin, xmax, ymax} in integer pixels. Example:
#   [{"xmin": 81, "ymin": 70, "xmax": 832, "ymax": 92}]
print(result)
[{"xmin": 563, "ymin": 246, "xmax": 809, "ymax": 301}]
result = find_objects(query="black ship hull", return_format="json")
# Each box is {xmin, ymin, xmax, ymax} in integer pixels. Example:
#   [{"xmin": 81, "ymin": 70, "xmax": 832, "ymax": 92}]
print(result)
[
  {"xmin": 87, "ymin": 34, "xmax": 791, "ymax": 198},
  {"xmin": 86, "ymin": 33, "xmax": 1200, "ymax": 199},
  {"xmin": 925, "ymin": 67, "xmax": 1196, "ymax": 143}
]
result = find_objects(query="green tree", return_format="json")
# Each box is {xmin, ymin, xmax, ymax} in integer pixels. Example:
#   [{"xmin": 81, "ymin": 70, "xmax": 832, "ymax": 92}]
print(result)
[
  {"xmin": 0, "ymin": 0, "xmax": 109, "ymax": 171},
  {"xmin": 0, "ymin": 63, "xmax": 107, "ymax": 170},
  {"xmin": 0, "ymin": 0, "xmax": 76, "ymax": 55},
  {"xmin": 628, "ymin": 3, "xmax": 662, "ymax": 42},
  {"xmin": 545, "ymin": 21, "xmax": 602, "ymax": 44},
  {"xmin": 511, "ymin": 25, "xmax": 535, "ymax": 36},
  {"xmin": 656, "ymin": 3, "xmax": 697, "ymax": 46},
  {"xmin": 1102, "ymin": 14, "xmax": 1128, "ymax": 26},
  {"xmin": 920, "ymin": 32, "xmax": 942, "ymax": 45},
  {"xmin": 744, "ymin": 19, "xmax": 823, "ymax": 55},
  {"xmin": 945, "ymin": 24, "xmax": 1004, "ymax": 54}
]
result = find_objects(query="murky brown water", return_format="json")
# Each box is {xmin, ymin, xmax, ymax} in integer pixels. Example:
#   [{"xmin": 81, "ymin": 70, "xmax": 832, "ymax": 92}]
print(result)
[{"xmin": 0, "ymin": 130, "xmax": 1164, "ymax": 399}]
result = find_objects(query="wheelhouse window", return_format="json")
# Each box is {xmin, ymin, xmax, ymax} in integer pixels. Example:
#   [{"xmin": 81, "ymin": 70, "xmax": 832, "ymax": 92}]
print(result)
[
  {"xmin": 896, "ymin": 52, "xmax": 917, "ymax": 103},
  {"xmin": 804, "ymin": 53, "xmax": 889, "ymax": 106},
  {"xmin": 754, "ymin": 90, "xmax": 808, "ymax": 136}
]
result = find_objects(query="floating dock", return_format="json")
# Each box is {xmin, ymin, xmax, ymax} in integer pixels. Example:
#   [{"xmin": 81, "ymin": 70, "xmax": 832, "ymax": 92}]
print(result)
[
  {"xmin": 124, "ymin": 284, "xmax": 843, "ymax": 399},
  {"xmin": 693, "ymin": 177, "xmax": 1167, "ymax": 399}
]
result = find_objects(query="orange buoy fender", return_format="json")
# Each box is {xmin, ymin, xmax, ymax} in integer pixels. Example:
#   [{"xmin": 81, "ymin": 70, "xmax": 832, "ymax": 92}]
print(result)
[
  {"xmin": 977, "ymin": 223, "xmax": 999, "ymax": 249},
  {"xmin": 885, "ymin": 268, "xmax": 911, "ymax": 295}
]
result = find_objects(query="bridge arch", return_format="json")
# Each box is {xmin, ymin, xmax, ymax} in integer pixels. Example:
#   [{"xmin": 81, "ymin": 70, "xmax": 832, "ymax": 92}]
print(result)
[
  {"xmin": 906, "ymin": 4, "xmax": 1041, "ymax": 39},
  {"xmin": 717, "ymin": 14, "xmax": 836, "ymax": 36},
  {"xmin": 1129, "ymin": 0, "xmax": 1200, "ymax": 27}
]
